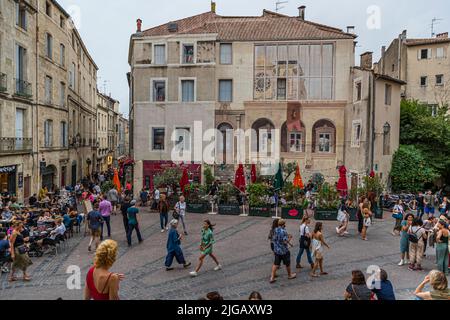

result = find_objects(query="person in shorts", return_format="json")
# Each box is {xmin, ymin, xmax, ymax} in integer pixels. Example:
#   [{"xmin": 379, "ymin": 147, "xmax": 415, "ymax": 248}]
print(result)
[
  {"xmin": 87, "ymin": 203, "xmax": 103, "ymax": 252},
  {"xmin": 424, "ymin": 191, "xmax": 435, "ymax": 218},
  {"xmin": 269, "ymin": 219, "xmax": 296, "ymax": 283}
]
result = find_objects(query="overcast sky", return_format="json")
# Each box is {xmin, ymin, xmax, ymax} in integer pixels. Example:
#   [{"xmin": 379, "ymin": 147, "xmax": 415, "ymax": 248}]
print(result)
[{"xmin": 59, "ymin": 0, "xmax": 450, "ymax": 118}]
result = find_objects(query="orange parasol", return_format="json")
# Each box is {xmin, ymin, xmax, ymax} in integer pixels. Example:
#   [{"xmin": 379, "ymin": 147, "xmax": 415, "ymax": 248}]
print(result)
[
  {"xmin": 293, "ymin": 163, "xmax": 304, "ymax": 189},
  {"xmin": 113, "ymin": 169, "xmax": 121, "ymax": 193}
]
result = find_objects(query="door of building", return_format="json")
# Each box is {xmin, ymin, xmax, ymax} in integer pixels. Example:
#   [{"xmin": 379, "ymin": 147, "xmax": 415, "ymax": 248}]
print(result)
[{"xmin": 24, "ymin": 176, "xmax": 31, "ymax": 199}]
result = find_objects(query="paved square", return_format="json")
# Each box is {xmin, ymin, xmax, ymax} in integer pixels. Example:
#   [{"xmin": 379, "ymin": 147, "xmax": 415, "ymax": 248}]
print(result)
[{"xmin": 0, "ymin": 209, "xmax": 445, "ymax": 300}]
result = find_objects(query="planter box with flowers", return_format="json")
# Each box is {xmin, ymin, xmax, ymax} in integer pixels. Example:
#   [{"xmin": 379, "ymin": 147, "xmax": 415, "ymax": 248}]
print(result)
[
  {"xmin": 185, "ymin": 183, "xmax": 209, "ymax": 214},
  {"xmin": 218, "ymin": 183, "xmax": 242, "ymax": 216},
  {"xmin": 248, "ymin": 183, "xmax": 272, "ymax": 218}
]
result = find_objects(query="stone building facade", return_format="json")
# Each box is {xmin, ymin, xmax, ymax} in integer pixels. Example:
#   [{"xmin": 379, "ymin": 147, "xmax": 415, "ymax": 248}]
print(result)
[
  {"xmin": 128, "ymin": 4, "xmax": 403, "ymax": 194},
  {"xmin": 0, "ymin": 0, "xmax": 106, "ymax": 202},
  {"xmin": 377, "ymin": 30, "xmax": 450, "ymax": 109}
]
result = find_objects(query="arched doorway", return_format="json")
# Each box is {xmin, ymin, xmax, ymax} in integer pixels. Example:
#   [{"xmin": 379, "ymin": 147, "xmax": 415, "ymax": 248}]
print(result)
[
  {"xmin": 217, "ymin": 123, "xmax": 233, "ymax": 165},
  {"xmin": 42, "ymin": 165, "xmax": 57, "ymax": 191},
  {"xmin": 251, "ymin": 118, "xmax": 275, "ymax": 154}
]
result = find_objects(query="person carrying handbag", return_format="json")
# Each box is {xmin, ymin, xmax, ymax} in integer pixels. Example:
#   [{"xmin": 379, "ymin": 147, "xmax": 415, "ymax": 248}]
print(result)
[
  {"xmin": 296, "ymin": 216, "xmax": 314, "ymax": 270},
  {"xmin": 174, "ymin": 196, "xmax": 188, "ymax": 236}
]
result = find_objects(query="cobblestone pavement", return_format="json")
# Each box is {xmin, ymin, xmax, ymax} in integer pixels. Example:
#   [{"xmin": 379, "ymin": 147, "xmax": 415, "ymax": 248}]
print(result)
[{"xmin": 0, "ymin": 208, "xmax": 447, "ymax": 300}]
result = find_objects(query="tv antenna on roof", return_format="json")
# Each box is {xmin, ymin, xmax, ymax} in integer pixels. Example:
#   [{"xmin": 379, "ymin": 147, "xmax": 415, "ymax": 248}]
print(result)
[
  {"xmin": 275, "ymin": 1, "xmax": 288, "ymax": 13},
  {"xmin": 431, "ymin": 17, "xmax": 443, "ymax": 37}
]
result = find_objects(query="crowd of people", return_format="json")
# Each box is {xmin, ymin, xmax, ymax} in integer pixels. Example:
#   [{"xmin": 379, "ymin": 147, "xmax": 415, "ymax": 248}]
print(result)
[{"xmin": 1, "ymin": 174, "xmax": 449, "ymax": 300}]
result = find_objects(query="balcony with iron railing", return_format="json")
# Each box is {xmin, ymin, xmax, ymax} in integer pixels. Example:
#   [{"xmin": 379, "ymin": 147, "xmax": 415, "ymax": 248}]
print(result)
[
  {"xmin": 0, "ymin": 73, "xmax": 7, "ymax": 93},
  {"xmin": 14, "ymin": 78, "xmax": 32, "ymax": 98},
  {"xmin": 0, "ymin": 137, "xmax": 32, "ymax": 154}
]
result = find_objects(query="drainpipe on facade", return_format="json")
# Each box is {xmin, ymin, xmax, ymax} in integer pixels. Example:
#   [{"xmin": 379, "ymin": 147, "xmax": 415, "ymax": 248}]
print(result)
[
  {"xmin": 35, "ymin": 0, "xmax": 40, "ymax": 196},
  {"xmin": 370, "ymin": 73, "xmax": 376, "ymax": 173}
]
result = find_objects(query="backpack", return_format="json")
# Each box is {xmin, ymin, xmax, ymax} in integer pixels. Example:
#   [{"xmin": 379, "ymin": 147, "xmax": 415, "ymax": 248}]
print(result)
[{"xmin": 408, "ymin": 228, "xmax": 421, "ymax": 244}]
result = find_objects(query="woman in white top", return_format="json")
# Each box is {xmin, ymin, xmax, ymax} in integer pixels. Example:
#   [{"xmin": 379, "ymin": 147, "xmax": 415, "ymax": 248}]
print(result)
[
  {"xmin": 175, "ymin": 196, "xmax": 188, "ymax": 235},
  {"xmin": 392, "ymin": 200, "xmax": 405, "ymax": 236},
  {"xmin": 310, "ymin": 222, "xmax": 330, "ymax": 278}
]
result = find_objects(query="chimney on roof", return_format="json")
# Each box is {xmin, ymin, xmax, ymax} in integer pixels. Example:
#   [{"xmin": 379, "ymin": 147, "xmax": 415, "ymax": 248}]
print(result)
[
  {"xmin": 400, "ymin": 30, "xmax": 407, "ymax": 41},
  {"xmin": 360, "ymin": 52, "xmax": 373, "ymax": 70},
  {"xmin": 298, "ymin": 6, "xmax": 306, "ymax": 20},
  {"xmin": 437, "ymin": 32, "xmax": 449, "ymax": 39},
  {"xmin": 347, "ymin": 26, "xmax": 355, "ymax": 34},
  {"xmin": 136, "ymin": 19, "xmax": 142, "ymax": 33},
  {"xmin": 211, "ymin": 1, "xmax": 216, "ymax": 13}
]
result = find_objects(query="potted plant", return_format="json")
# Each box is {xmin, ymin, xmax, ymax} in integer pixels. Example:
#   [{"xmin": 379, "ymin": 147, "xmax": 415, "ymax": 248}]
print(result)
[
  {"xmin": 218, "ymin": 183, "xmax": 241, "ymax": 215},
  {"xmin": 280, "ymin": 182, "xmax": 306, "ymax": 220},
  {"xmin": 358, "ymin": 175, "xmax": 385, "ymax": 219},
  {"xmin": 315, "ymin": 182, "xmax": 341, "ymax": 221},
  {"xmin": 248, "ymin": 183, "xmax": 272, "ymax": 218},
  {"xmin": 153, "ymin": 167, "xmax": 183, "ymax": 207},
  {"xmin": 185, "ymin": 183, "xmax": 209, "ymax": 214}
]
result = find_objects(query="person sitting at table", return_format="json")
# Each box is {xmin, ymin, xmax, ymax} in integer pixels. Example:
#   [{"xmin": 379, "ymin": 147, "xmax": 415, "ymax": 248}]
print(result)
[
  {"xmin": 62, "ymin": 209, "xmax": 71, "ymax": 229},
  {"xmin": 1, "ymin": 207, "xmax": 13, "ymax": 222},
  {"xmin": 28, "ymin": 194, "xmax": 38, "ymax": 207},
  {"xmin": 9, "ymin": 198, "xmax": 21, "ymax": 210},
  {"xmin": 36, "ymin": 218, "xmax": 66, "ymax": 251}
]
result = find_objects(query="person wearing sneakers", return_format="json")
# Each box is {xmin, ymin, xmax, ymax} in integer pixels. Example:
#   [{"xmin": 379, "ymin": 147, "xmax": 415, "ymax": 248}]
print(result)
[
  {"xmin": 407, "ymin": 218, "xmax": 427, "ymax": 271},
  {"xmin": 190, "ymin": 220, "xmax": 221, "ymax": 277},
  {"xmin": 158, "ymin": 194, "xmax": 169, "ymax": 233},
  {"xmin": 296, "ymin": 216, "xmax": 314, "ymax": 270},
  {"xmin": 126, "ymin": 200, "xmax": 143, "ymax": 247},
  {"xmin": 269, "ymin": 219, "xmax": 296, "ymax": 283},
  {"xmin": 165, "ymin": 220, "xmax": 191, "ymax": 271},
  {"xmin": 398, "ymin": 213, "xmax": 414, "ymax": 266}
]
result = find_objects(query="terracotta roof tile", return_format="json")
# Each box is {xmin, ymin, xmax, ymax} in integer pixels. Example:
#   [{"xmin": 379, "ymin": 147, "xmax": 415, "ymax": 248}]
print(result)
[
  {"xmin": 141, "ymin": 11, "xmax": 356, "ymax": 41},
  {"xmin": 405, "ymin": 38, "xmax": 450, "ymax": 46}
]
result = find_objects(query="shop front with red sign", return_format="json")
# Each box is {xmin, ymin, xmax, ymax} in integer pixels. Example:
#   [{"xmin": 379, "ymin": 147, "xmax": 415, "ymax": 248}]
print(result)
[{"xmin": 142, "ymin": 161, "xmax": 202, "ymax": 191}]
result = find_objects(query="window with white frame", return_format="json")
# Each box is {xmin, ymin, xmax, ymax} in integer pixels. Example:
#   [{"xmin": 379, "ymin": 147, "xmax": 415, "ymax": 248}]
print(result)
[
  {"xmin": 44, "ymin": 119, "xmax": 53, "ymax": 147},
  {"xmin": 351, "ymin": 121, "xmax": 362, "ymax": 147},
  {"xmin": 220, "ymin": 43, "xmax": 232, "ymax": 64},
  {"xmin": 182, "ymin": 44, "xmax": 194, "ymax": 64},
  {"xmin": 45, "ymin": 76, "xmax": 52, "ymax": 104},
  {"xmin": 181, "ymin": 80, "xmax": 195, "ymax": 102},
  {"xmin": 289, "ymin": 132, "xmax": 303, "ymax": 152},
  {"xmin": 152, "ymin": 128, "xmax": 165, "ymax": 150},
  {"xmin": 152, "ymin": 80, "xmax": 166, "ymax": 102},
  {"xmin": 219, "ymin": 80, "xmax": 232, "ymax": 102},
  {"xmin": 154, "ymin": 44, "xmax": 166, "ymax": 65},
  {"xmin": 174, "ymin": 127, "xmax": 191, "ymax": 152}
]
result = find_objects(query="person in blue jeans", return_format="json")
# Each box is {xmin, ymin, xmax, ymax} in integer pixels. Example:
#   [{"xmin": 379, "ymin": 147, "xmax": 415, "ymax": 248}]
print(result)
[
  {"xmin": 126, "ymin": 200, "xmax": 143, "ymax": 247},
  {"xmin": 158, "ymin": 194, "xmax": 169, "ymax": 233},
  {"xmin": 296, "ymin": 216, "xmax": 314, "ymax": 269},
  {"xmin": 165, "ymin": 219, "xmax": 191, "ymax": 271}
]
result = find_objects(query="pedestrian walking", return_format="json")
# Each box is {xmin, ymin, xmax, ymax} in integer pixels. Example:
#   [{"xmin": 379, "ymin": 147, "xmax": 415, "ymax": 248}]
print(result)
[
  {"xmin": 268, "ymin": 218, "xmax": 280, "ymax": 252},
  {"xmin": 435, "ymin": 219, "xmax": 449, "ymax": 276},
  {"xmin": 106, "ymin": 187, "xmax": 119, "ymax": 215},
  {"xmin": 336, "ymin": 199, "xmax": 350, "ymax": 236},
  {"xmin": 361, "ymin": 208, "xmax": 372, "ymax": 241},
  {"xmin": 190, "ymin": 220, "xmax": 222, "ymax": 277},
  {"xmin": 126, "ymin": 200, "xmax": 143, "ymax": 247},
  {"xmin": 416, "ymin": 192, "xmax": 425, "ymax": 220},
  {"xmin": 310, "ymin": 222, "xmax": 330, "ymax": 278},
  {"xmin": 269, "ymin": 219, "xmax": 296, "ymax": 283},
  {"xmin": 392, "ymin": 200, "xmax": 405, "ymax": 236},
  {"xmin": 159, "ymin": 194, "xmax": 169, "ymax": 233},
  {"xmin": 8, "ymin": 221, "xmax": 32, "ymax": 282},
  {"xmin": 139, "ymin": 188, "xmax": 149, "ymax": 207},
  {"xmin": 165, "ymin": 219, "xmax": 191, "ymax": 271},
  {"xmin": 120, "ymin": 197, "xmax": 132, "ymax": 234},
  {"xmin": 99, "ymin": 196, "xmax": 112, "ymax": 240},
  {"xmin": 398, "ymin": 213, "xmax": 414, "ymax": 266},
  {"xmin": 174, "ymin": 196, "xmax": 188, "ymax": 235},
  {"xmin": 424, "ymin": 190, "xmax": 435, "ymax": 218},
  {"xmin": 296, "ymin": 216, "xmax": 314, "ymax": 270},
  {"xmin": 408, "ymin": 218, "xmax": 427, "ymax": 271},
  {"xmin": 87, "ymin": 203, "xmax": 103, "ymax": 252}
]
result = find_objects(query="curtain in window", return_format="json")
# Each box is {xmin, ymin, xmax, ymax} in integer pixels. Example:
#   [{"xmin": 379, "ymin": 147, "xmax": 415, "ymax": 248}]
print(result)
[
  {"xmin": 154, "ymin": 45, "xmax": 165, "ymax": 64},
  {"xmin": 219, "ymin": 80, "xmax": 232, "ymax": 102},
  {"xmin": 220, "ymin": 44, "xmax": 232, "ymax": 64},
  {"xmin": 181, "ymin": 81, "xmax": 194, "ymax": 102}
]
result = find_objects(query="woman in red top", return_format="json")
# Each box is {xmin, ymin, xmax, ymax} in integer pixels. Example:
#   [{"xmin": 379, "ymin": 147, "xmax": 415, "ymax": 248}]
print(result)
[{"xmin": 84, "ymin": 240, "xmax": 124, "ymax": 300}]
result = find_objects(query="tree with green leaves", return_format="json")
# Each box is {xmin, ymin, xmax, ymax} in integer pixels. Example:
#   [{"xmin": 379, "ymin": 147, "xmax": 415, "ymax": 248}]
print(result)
[
  {"xmin": 390, "ymin": 145, "xmax": 438, "ymax": 192},
  {"xmin": 399, "ymin": 100, "xmax": 450, "ymax": 184}
]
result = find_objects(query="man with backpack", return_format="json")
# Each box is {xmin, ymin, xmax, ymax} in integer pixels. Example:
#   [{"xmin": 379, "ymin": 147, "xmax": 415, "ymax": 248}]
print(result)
[{"xmin": 87, "ymin": 203, "xmax": 103, "ymax": 252}]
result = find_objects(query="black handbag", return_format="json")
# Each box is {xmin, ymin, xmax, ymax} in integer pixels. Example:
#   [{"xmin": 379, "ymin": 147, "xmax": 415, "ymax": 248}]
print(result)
[
  {"xmin": 300, "ymin": 225, "xmax": 311, "ymax": 248},
  {"xmin": 18, "ymin": 245, "xmax": 29, "ymax": 255}
]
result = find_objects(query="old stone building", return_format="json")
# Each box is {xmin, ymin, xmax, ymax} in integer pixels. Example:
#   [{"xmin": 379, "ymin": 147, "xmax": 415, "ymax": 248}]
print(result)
[
  {"xmin": 377, "ymin": 30, "xmax": 450, "ymax": 110},
  {"xmin": 0, "ymin": 0, "xmax": 37, "ymax": 201},
  {"xmin": 96, "ymin": 91, "xmax": 109, "ymax": 171},
  {"xmin": 128, "ymin": 4, "xmax": 403, "ymax": 193},
  {"xmin": 117, "ymin": 115, "xmax": 129, "ymax": 159},
  {"xmin": 0, "ymin": 0, "xmax": 103, "ymax": 202}
]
